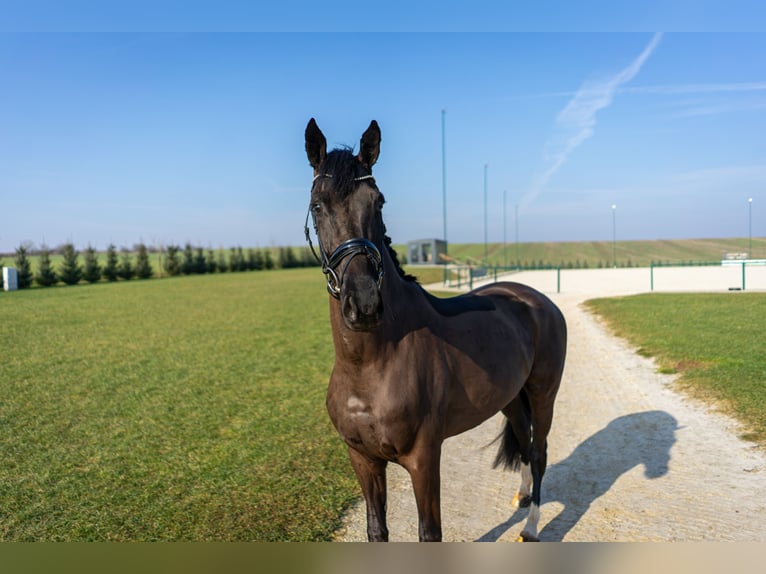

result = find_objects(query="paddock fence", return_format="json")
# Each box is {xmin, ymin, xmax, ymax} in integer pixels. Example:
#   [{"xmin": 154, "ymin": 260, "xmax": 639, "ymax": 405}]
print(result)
[{"xmin": 439, "ymin": 261, "xmax": 766, "ymax": 296}]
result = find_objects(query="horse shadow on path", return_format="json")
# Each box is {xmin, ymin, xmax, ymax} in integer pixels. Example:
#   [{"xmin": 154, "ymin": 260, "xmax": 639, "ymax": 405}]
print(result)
[{"xmin": 477, "ymin": 410, "xmax": 679, "ymax": 542}]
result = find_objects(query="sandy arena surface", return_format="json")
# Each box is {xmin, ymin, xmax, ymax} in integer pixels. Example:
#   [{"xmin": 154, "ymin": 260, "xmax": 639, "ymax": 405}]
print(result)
[{"xmin": 332, "ymin": 267, "xmax": 766, "ymax": 542}]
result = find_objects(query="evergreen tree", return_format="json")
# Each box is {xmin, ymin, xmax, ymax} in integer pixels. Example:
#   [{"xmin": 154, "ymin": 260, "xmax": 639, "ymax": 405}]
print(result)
[
  {"xmin": 216, "ymin": 249, "xmax": 229, "ymax": 272},
  {"xmin": 206, "ymin": 249, "xmax": 217, "ymax": 273},
  {"xmin": 182, "ymin": 243, "xmax": 195, "ymax": 275},
  {"xmin": 279, "ymin": 246, "xmax": 298, "ymax": 269},
  {"xmin": 117, "ymin": 250, "xmax": 134, "ymax": 280},
  {"xmin": 263, "ymin": 249, "xmax": 274, "ymax": 270},
  {"xmin": 82, "ymin": 245, "xmax": 102, "ymax": 283},
  {"xmin": 236, "ymin": 246, "xmax": 246, "ymax": 271},
  {"xmin": 246, "ymin": 248, "xmax": 257, "ymax": 271},
  {"xmin": 301, "ymin": 247, "xmax": 318, "ymax": 268},
  {"xmin": 35, "ymin": 246, "xmax": 58, "ymax": 287},
  {"xmin": 58, "ymin": 243, "xmax": 82, "ymax": 285},
  {"xmin": 102, "ymin": 244, "xmax": 119, "ymax": 281},
  {"xmin": 251, "ymin": 248, "xmax": 264, "ymax": 271},
  {"xmin": 228, "ymin": 247, "xmax": 238, "ymax": 272},
  {"xmin": 163, "ymin": 245, "xmax": 181, "ymax": 276},
  {"xmin": 14, "ymin": 245, "xmax": 33, "ymax": 288},
  {"xmin": 194, "ymin": 247, "xmax": 207, "ymax": 274},
  {"xmin": 135, "ymin": 243, "xmax": 154, "ymax": 279}
]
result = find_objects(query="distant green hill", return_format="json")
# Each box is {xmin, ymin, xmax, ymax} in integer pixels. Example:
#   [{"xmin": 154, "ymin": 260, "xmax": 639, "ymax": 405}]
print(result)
[{"xmin": 393, "ymin": 237, "xmax": 766, "ymax": 269}]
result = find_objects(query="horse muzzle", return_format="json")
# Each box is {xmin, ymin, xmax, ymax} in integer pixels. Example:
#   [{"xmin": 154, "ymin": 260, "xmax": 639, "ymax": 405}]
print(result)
[
  {"xmin": 317, "ymin": 237, "xmax": 384, "ymax": 331},
  {"xmin": 340, "ymin": 272, "xmax": 383, "ymax": 331}
]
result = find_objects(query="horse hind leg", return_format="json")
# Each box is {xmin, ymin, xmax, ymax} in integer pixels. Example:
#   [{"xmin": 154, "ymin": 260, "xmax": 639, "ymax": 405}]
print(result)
[
  {"xmin": 512, "ymin": 463, "xmax": 533, "ymax": 509},
  {"xmin": 516, "ymin": 456, "xmax": 544, "ymax": 542},
  {"xmin": 497, "ymin": 389, "xmax": 553, "ymax": 542},
  {"xmin": 496, "ymin": 394, "xmax": 535, "ymax": 512},
  {"xmin": 518, "ymin": 391, "xmax": 558, "ymax": 542},
  {"xmin": 513, "ymin": 306, "xmax": 566, "ymax": 542}
]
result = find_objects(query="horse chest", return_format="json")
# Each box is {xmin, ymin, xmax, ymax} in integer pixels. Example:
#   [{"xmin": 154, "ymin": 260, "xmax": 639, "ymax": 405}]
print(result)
[{"xmin": 327, "ymin": 385, "xmax": 416, "ymax": 460}]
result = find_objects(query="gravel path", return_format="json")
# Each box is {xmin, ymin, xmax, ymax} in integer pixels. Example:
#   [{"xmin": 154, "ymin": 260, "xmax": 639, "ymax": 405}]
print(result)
[{"xmin": 333, "ymin": 279, "xmax": 766, "ymax": 542}]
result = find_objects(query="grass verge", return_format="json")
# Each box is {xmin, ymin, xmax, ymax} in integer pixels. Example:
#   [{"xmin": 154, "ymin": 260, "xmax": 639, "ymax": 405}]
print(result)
[
  {"xmin": 0, "ymin": 269, "xmax": 357, "ymax": 540},
  {"xmin": 585, "ymin": 293, "xmax": 766, "ymax": 444}
]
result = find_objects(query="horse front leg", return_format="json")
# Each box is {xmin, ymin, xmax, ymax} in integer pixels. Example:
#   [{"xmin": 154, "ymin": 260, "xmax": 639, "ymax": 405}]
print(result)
[
  {"xmin": 402, "ymin": 443, "xmax": 443, "ymax": 542},
  {"xmin": 347, "ymin": 447, "xmax": 389, "ymax": 541}
]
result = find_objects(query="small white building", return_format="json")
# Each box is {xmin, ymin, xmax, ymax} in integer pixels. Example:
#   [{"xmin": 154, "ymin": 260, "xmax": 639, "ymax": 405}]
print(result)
[
  {"xmin": 3, "ymin": 267, "xmax": 18, "ymax": 291},
  {"xmin": 407, "ymin": 239, "xmax": 447, "ymax": 265}
]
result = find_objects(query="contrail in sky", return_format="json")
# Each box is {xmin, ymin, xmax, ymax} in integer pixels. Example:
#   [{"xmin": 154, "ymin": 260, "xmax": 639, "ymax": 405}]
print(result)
[{"xmin": 521, "ymin": 32, "xmax": 663, "ymax": 208}]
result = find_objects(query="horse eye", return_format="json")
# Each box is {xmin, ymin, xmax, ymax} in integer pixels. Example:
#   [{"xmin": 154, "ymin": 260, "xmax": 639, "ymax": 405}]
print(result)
[{"xmin": 311, "ymin": 202, "xmax": 322, "ymax": 214}]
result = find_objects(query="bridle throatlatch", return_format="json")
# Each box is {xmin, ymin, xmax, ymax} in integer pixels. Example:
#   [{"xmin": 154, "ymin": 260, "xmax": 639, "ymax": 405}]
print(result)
[{"xmin": 304, "ymin": 173, "xmax": 384, "ymax": 298}]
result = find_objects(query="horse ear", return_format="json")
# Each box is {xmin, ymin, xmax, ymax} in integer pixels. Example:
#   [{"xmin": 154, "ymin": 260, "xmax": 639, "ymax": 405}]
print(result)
[
  {"xmin": 305, "ymin": 118, "xmax": 327, "ymax": 171},
  {"xmin": 358, "ymin": 120, "xmax": 381, "ymax": 170}
]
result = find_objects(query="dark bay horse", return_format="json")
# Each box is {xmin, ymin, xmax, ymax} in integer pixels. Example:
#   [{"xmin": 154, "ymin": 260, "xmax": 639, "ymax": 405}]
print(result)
[{"xmin": 304, "ymin": 118, "xmax": 567, "ymax": 542}]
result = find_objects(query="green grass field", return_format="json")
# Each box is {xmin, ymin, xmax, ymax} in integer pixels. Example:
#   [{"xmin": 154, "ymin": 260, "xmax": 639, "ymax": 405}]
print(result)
[
  {"xmin": 586, "ymin": 293, "xmax": 766, "ymax": 444},
  {"xmin": 395, "ymin": 237, "xmax": 766, "ymax": 268},
  {"xmin": 0, "ymin": 269, "xmax": 357, "ymax": 541},
  {"xmin": 2, "ymin": 267, "xmax": 765, "ymax": 541}
]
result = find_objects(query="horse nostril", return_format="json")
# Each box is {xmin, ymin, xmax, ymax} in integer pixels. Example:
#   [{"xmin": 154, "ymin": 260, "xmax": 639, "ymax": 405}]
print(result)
[
  {"xmin": 360, "ymin": 295, "xmax": 379, "ymax": 316},
  {"xmin": 343, "ymin": 295, "xmax": 359, "ymax": 323}
]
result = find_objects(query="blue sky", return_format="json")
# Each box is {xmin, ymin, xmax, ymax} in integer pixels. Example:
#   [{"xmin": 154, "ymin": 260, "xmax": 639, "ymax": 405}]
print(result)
[{"xmin": 1, "ymin": 23, "xmax": 765, "ymax": 251}]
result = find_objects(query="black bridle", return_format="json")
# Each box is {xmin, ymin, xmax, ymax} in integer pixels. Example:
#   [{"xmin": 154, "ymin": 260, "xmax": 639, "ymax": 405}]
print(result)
[{"xmin": 304, "ymin": 174, "xmax": 384, "ymax": 298}]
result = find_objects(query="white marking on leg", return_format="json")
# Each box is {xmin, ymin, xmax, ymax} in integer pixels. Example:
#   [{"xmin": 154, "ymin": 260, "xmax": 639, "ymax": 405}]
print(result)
[
  {"xmin": 520, "ymin": 463, "xmax": 532, "ymax": 497},
  {"xmin": 520, "ymin": 502, "xmax": 540, "ymax": 541},
  {"xmin": 512, "ymin": 463, "xmax": 533, "ymax": 507}
]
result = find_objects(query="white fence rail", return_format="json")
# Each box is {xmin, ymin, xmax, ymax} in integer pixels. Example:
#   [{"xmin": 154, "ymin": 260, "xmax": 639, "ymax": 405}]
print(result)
[{"xmin": 440, "ymin": 262, "xmax": 766, "ymax": 296}]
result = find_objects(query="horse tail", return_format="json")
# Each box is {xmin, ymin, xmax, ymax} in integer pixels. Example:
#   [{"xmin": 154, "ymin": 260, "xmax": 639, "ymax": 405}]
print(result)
[{"xmin": 492, "ymin": 389, "xmax": 532, "ymax": 472}]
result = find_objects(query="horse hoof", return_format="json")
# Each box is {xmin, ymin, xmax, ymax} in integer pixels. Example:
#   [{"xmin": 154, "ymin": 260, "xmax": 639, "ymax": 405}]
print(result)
[
  {"xmin": 516, "ymin": 531, "xmax": 540, "ymax": 542},
  {"xmin": 512, "ymin": 493, "xmax": 532, "ymax": 508}
]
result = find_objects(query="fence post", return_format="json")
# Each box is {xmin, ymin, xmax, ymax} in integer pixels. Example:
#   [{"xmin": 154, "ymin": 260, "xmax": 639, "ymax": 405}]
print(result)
[
  {"xmin": 469, "ymin": 267, "xmax": 473, "ymax": 290},
  {"xmin": 742, "ymin": 260, "xmax": 747, "ymax": 291},
  {"xmin": 650, "ymin": 263, "xmax": 654, "ymax": 292},
  {"xmin": 557, "ymin": 267, "xmax": 561, "ymax": 293}
]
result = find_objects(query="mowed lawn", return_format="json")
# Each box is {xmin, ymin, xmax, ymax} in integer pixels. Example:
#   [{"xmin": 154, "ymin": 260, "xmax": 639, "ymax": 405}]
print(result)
[
  {"xmin": 586, "ymin": 293, "xmax": 766, "ymax": 444},
  {"xmin": 0, "ymin": 269, "xmax": 358, "ymax": 541}
]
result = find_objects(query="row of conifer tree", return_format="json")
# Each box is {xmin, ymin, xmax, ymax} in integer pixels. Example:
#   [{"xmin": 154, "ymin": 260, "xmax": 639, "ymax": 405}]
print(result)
[{"xmin": 1, "ymin": 242, "xmax": 320, "ymax": 290}]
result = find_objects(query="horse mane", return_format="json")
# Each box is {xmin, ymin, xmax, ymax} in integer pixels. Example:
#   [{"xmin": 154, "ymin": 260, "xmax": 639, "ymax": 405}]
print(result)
[{"xmin": 320, "ymin": 148, "xmax": 417, "ymax": 284}]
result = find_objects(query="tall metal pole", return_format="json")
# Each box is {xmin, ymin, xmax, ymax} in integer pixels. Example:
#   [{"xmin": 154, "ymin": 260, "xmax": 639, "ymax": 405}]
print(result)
[
  {"xmin": 612, "ymin": 204, "xmax": 617, "ymax": 268},
  {"xmin": 441, "ymin": 109, "xmax": 447, "ymax": 282},
  {"xmin": 484, "ymin": 164, "xmax": 488, "ymax": 264},
  {"xmin": 515, "ymin": 203, "xmax": 519, "ymax": 269},
  {"xmin": 748, "ymin": 197, "xmax": 753, "ymax": 258},
  {"xmin": 441, "ymin": 109, "xmax": 447, "ymax": 247},
  {"xmin": 503, "ymin": 190, "xmax": 507, "ymax": 268}
]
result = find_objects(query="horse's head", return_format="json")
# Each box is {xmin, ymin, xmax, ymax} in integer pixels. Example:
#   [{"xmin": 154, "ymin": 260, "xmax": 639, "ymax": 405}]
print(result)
[{"xmin": 304, "ymin": 118, "xmax": 385, "ymax": 331}]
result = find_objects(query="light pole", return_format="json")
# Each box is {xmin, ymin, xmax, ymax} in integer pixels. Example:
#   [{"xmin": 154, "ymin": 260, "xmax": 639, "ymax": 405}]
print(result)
[
  {"xmin": 612, "ymin": 204, "xmax": 617, "ymax": 268},
  {"xmin": 441, "ymin": 109, "xmax": 447, "ymax": 282},
  {"xmin": 441, "ymin": 109, "xmax": 447, "ymax": 248},
  {"xmin": 503, "ymin": 190, "xmax": 507, "ymax": 268},
  {"xmin": 484, "ymin": 164, "xmax": 488, "ymax": 265},
  {"xmin": 515, "ymin": 203, "xmax": 519, "ymax": 269},
  {"xmin": 748, "ymin": 197, "xmax": 753, "ymax": 258}
]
